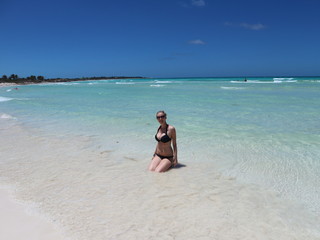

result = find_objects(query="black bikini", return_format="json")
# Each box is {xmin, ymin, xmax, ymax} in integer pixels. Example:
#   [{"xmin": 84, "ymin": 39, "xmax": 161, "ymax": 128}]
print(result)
[
  {"xmin": 153, "ymin": 153, "xmax": 174, "ymax": 168},
  {"xmin": 154, "ymin": 124, "xmax": 173, "ymax": 165},
  {"xmin": 155, "ymin": 124, "xmax": 172, "ymax": 143}
]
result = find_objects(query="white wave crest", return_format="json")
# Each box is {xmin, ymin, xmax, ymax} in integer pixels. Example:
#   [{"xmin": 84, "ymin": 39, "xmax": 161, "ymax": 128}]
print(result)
[
  {"xmin": 274, "ymin": 80, "xmax": 297, "ymax": 83},
  {"xmin": 248, "ymin": 80, "xmax": 274, "ymax": 84},
  {"xmin": 0, "ymin": 113, "xmax": 16, "ymax": 119},
  {"xmin": 115, "ymin": 82, "xmax": 135, "ymax": 85},
  {"xmin": 54, "ymin": 82, "xmax": 80, "ymax": 86},
  {"xmin": 154, "ymin": 80, "xmax": 173, "ymax": 84},
  {"xmin": 273, "ymin": 78, "xmax": 294, "ymax": 81},
  {"xmin": 150, "ymin": 84, "xmax": 165, "ymax": 87},
  {"xmin": 273, "ymin": 80, "xmax": 282, "ymax": 83},
  {"xmin": 221, "ymin": 86, "xmax": 245, "ymax": 90},
  {"xmin": 231, "ymin": 80, "xmax": 274, "ymax": 84},
  {"xmin": 0, "ymin": 96, "xmax": 14, "ymax": 102}
]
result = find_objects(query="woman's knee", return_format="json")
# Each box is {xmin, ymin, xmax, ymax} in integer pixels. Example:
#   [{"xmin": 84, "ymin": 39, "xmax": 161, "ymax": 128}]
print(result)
[
  {"xmin": 148, "ymin": 162, "xmax": 156, "ymax": 171},
  {"xmin": 154, "ymin": 159, "xmax": 171, "ymax": 172},
  {"xmin": 149, "ymin": 165, "xmax": 156, "ymax": 171},
  {"xmin": 149, "ymin": 157, "xmax": 160, "ymax": 171},
  {"xmin": 155, "ymin": 168, "xmax": 167, "ymax": 173}
]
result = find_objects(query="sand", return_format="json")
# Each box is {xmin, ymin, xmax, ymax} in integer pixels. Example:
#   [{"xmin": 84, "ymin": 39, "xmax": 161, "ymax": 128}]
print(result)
[
  {"xmin": 1, "ymin": 114, "xmax": 320, "ymax": 240},
  {"xmin": 0, "ymin": 83, "xmax": 18, "ymax": 87},
  {"xmin": 0, "ymin": 188, "xmax": 67, "ymax": 240}
]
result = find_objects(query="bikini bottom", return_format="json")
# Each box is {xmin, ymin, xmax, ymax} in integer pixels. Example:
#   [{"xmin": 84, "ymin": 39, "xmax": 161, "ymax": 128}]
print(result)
[{"xmin": 154, "ymin": 153, "xmax": 174, "ymax": 165}]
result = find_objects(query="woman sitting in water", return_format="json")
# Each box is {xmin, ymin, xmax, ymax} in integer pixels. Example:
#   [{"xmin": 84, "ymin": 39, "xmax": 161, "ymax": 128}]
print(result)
[{"xmin": 149, "ymin": 111, "xmax": 178, "ymax": 172}]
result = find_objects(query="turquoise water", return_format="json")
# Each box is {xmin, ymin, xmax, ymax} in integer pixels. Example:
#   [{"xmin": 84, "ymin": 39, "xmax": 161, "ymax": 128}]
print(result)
[{"xmin": 1, "ymin": 76, "xmax": 320, "ymax": 215}]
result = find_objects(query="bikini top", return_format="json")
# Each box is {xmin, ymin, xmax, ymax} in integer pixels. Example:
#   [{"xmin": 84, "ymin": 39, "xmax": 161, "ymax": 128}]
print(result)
[{"xmin": 155, "ymin": 124, "xmax": 171, "ymax": 143}]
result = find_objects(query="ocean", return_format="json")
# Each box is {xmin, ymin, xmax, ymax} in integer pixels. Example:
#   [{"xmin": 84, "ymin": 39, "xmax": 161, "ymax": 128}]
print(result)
[{"xmin": 1, "ymin": 77, "xmax": 320, "ymax": 239}]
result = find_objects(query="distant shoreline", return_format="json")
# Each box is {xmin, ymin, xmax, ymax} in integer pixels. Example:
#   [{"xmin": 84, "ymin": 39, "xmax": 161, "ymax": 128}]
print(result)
[{"xmin": 0, "ymin": 76, "xmax": 146, "ymax": 87}]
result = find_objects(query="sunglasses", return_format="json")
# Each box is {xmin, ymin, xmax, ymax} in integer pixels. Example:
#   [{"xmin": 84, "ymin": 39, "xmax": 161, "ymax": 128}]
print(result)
[{"xmin": 156, "ymin": 115, "xmax": 166, "ymax": 119}]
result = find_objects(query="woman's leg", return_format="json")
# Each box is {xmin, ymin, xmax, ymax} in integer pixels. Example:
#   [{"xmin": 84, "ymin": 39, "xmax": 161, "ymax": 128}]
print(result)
[
  {"xmin": 148, "ymin": 155, "xmax": 162, "ymax": 171},
  {"xmin": 154, "ymin": 158, "xmax": 172, "ymax": 172}
]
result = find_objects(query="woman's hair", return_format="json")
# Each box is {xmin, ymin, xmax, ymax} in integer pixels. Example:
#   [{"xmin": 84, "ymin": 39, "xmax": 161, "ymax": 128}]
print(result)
[{"xmin": 156, "ymin": 110, "xmax": 167, "ymax": 117}]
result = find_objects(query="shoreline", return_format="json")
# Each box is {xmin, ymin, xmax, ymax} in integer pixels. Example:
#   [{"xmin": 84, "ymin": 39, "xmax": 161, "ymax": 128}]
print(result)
[
  {"xmin": 0, "ymin": 76, "xmax": 147, "ymax": 87},
  {"xmin": 0, "ymin": 82, "xmax": 18, "ymax": 87},
  {"xmin": 0, "ymin": 188, "xmax": 67, "ymax": 240}
]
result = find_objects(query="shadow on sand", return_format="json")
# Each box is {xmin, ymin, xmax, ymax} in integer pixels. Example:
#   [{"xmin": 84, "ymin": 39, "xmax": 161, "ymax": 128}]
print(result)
[{"xmin": 172, "ymin": 163, "xmax": 187, "ymax": 169}]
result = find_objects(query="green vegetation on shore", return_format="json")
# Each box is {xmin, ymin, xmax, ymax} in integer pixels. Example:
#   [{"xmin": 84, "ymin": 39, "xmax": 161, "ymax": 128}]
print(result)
[{"xmin": 0, "ymin": 74, "xmax": 145, "ymax": 84}]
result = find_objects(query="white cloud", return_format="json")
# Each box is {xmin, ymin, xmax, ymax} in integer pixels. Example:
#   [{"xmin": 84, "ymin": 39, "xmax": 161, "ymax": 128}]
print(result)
[
  {"xmin": 191, "ymin": 0, "xmax": 206, "ymax": 7},
  {"xmin": 240, "ymin": 23, "xmax": 266, "ymax": 30},
  {"xmin": 188, "ymin": 39, "xmax": 206, "ymax": 45},
  {"xmin": 224, "ymin": 22, "xmax": 266, "ymax": 30}
]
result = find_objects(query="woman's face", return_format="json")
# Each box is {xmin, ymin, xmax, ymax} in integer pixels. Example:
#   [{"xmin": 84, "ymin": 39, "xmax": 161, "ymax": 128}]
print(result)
[{"xmin": 156, "ymin": 113, "xmax": 166, "ymax": 123}]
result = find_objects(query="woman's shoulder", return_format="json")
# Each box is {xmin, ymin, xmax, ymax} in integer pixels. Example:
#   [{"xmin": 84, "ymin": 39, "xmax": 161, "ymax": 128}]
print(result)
[{"xmin": 168, "ymin": 124, "xmax": 176, "ymax": 131}]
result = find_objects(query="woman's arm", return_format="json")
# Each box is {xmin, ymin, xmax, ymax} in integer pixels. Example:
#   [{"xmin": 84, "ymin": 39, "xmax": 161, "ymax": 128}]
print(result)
[{"xmin": 171, "ymin": 127, "xmax": 178, "ymax": 166}]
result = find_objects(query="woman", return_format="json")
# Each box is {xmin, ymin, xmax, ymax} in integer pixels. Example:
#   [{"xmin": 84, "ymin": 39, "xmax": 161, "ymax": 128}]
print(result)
[{"xmin": 149, "ymin": 111, "xmax": 178, "ymax": 172}]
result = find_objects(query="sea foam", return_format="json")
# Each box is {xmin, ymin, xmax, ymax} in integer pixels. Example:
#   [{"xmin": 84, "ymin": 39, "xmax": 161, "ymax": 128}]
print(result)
[
  {"xmin": 0, "ymin": 96, "xmax": 13, "ymax": 102},
  {"xmin": 273, "ymin": 78, "xmax": 297, "ymax": 83},
  {"xmin": 221, "ymin": 86, "xmax": 245, "ymax": 90},
  {"xmin": 273, "ymin": 78, "xmax": 295, "ymax": 81},
  {"xmin": 154, "ymin": 80, "xmax": 173, "ymax": 84},
  {"xmin": 0, "ymin": 113, "xmax": 16, "ymax": 119},
  {"xmin": 115, "ymin": 82, "xmax": 135, "ymax": 85}
]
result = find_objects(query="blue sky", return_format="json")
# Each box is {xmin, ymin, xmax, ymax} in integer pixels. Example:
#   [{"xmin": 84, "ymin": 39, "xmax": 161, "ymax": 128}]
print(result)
[{"xmin": 1, "ymin": 0, "xmax": 320, "ymax": 78}]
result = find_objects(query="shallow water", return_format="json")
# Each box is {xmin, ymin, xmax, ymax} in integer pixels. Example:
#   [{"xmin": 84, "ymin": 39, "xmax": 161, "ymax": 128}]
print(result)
[{"xmin": 1, "ymin": 77, "xmax": 320, "ymax": 239}]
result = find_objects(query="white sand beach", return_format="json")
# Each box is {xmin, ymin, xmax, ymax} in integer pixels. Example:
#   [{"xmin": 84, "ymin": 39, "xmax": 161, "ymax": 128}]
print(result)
[
  {"xmin": 1, "ymin": 117, "xmax": 320, "ymax": 240},
  {"xmin": 0, "ymin": 188, "xmax": 66, "ymax": 240},
  {"xmin": 0, "ymin": 83, "xmax": 18, "ymax": 87}
]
